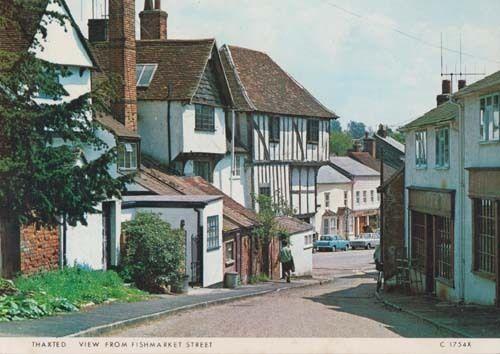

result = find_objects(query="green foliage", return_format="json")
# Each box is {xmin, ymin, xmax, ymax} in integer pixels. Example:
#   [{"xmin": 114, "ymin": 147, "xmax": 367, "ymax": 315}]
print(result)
[
  {"xmin": 0, "ymin": 267, "xmax": 145, "ymax": 321},
  {"xmin": 330, "ymin": 119, "xmax": 342, "ymax": 133},
  {"xmin": 387, "ymin": 127, "xmax": 406, "ymax": 144},
  {"xmin": 120, "ymin": 213, "xmax": 186, "ymax": 293},
  {"xmin": 14, "ymin": 267, "xmax": 145, "ymax": 306},
  {"xmin": 0, "ymin": 0, "xmax": 128, "ymax": 227},
  {"xmin": 347, "ymin": 121, "xmax": 366, "ymax": 139},
  {"xmin": 330, "ymin": 131, "xmax": 353, "ymax": 156},
  {"xmin": 248, "ymin": 273, "xmax": 270, "ymax": 284}
]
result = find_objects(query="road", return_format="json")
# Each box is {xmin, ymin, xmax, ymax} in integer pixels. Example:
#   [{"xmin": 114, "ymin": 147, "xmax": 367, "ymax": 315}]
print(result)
[{"xmin": 107, "ymin": 249, "xmax": 455, "ymax": 337}]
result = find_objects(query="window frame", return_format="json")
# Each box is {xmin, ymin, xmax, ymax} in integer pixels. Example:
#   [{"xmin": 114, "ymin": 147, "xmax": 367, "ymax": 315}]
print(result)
[
  {"xmin": 225, "ymin": 240, "xmax": 235, "ymax": 265},
  {"xmin": 370, "ymin": 190, "xmax": 375, "ymax": 203},
  {"xmin": 325, "ymin": 192, "xmax": 330, "ymax": 208},
  {"xmin": 117, "ymin": 141, "xmax": 138, "ymax": 172},
  {"xmin": 415, "ymin": 130, "xmax": 427, "ymax": 168},
  {"xmin": 344, "ymin": 191, "xmax": 348, "ymax": 206},
  {"xmin": 207, "ymin": 215, "xmax": 220, "ymax": 251},
  {"xmin": 480, "ymin": 93, "xmax": 500, "ymax": 142},
  {"xmin": 362, "ymin": 191, "xmax": 367, "ymax": 203},
  {"xmin": 269, "ymin": 117, "xmax": 280, "ymax": 143},
  {"xmin": 435, "ymin": 215, "xmax": 454, "ymax": 283},
  {"xmin": 259, "ymin": 185, "xmax": 271, "ymax": 197},
  {"xmin": 195, "ymin": 104, "xmax": 216, "ymax": 132},
  {"xmin": 232, "ymin": 155, "xmax": 243, "ymax": 178},
  {"xmin": 473, "ymin": 199, "xmax": 498, "ymax": 278},
  {"xmin": 356, "ymin": 191, "xmax": 360, "ymax": 204},
  {"xmin": 193, "ymin": 160, "xmax": 212, "ymax": 183},
  {"xmin": 307, "ymin": 119, "xmax": 320, "ymax": 144},
  {"xmin": 136, "ymin": 64, "xmax": 158, "ymax": 87},
  {"xmin": 435, "ymin": 126, "xmax": 450, "ymax": 169},
  {"xmin": 323, "ymin": 218, "xmax": 330, "ymax": 235},
  {"xmin": 410, "ymin": 211, "xmax": 426, "ymax": 271}
]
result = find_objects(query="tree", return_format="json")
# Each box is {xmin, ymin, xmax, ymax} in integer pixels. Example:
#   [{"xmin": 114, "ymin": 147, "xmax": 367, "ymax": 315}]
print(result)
[
  {"xmin": 386, "ymin": 127, "xmax": 406, "ymax": 144},
  {"xmin": 252, "ymin": 195, "xmax": 292, "ymax": 279},
  {"xmin": 0, "ymin": 1, "xmax": 127, "ymax": 229},
  {"xmin": 330, "ymin": 119, "xmax": 342, "ymax": 133},
  {"xmin": 330, "ymin": 131, "xmax": 353, "ymax": 156},
  {"xmin": 347, "ymin": 121, "xmax": 366, "ymax": 139}
]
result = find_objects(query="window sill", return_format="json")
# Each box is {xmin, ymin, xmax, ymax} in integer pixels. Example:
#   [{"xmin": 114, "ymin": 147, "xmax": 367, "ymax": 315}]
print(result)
[
  {"xmin": 195, "ymin": 128, "xmax": 216, "ymax": 133},
  {"xmin": 415, "ymin": 165, "xmax": 427, "ymax": 170},
  {"xmin": 472, "ymin": 270, "xmax": 496, "ymax": 282},
  {"xmin": 307, "ymin": 141, "xmax": 319, "ymax": 145},
  {"xmin": 479, "ymin": 140, "xmax": 500, "ymax": 145},
  {"xmin": 207, "ymin": 246, "xmax": 221, "ymax": 253},
  {"xmin": 231, "ymin": 175, "xmax": 241, "ymax": 181},
  {"xmin": 225, "ymin": 260, "xmax": 235, "ymax": 267},
  {"xmin": 435, "ymin": 276, "xmax": 455, "ymax": 289},
  {"xmin": 434, "ymin": 166, "xmax": 450, "ymax": 170},
  {"xmin": 304, "ymin": 245, "xmax": 314, "ymax": 250}
]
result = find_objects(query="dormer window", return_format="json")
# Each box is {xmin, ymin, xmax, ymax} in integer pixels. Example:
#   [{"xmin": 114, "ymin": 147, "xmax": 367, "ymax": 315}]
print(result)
[
  {"xmin": 117, "ymin": 142, "xmax": 138, "ymax": 171},
  {"xmin": 136, "ymin": 64, "xmax": 158, "ymax": 87}
]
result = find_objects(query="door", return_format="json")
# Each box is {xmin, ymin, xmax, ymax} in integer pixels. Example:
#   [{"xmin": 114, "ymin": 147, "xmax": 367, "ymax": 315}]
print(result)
[
  {"xmin": 425, "ymin": 214, "xmax": 435, "ymax": 294},
  {"xmin": 191, "ymin": 233, "xmax": 202, "ymax": 286},
  {"xmin": 102, "ymin": 202, "xmax": 113, "ymax": 270}
]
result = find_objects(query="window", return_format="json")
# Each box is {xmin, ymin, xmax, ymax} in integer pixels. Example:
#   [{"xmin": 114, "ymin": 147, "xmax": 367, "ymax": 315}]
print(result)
[
  {"xmin": 136, "ymin": 64, "xmax": 158, "ymax": 87},
  {"xmin": 325, "ymin": 193, "xmax": 330, "ymax": 208},
  {"xmin": 269, "ymin": 117, "xmax": 280, "ymax": 143},
  {"xmin": 259, "ymin": 186, "xmax": 271, "ymax": 197},
  {"xmin": 225, "ymin": 241, "xmax": 234, "ymax": 264},
  {"xmin": 480, "ymin": 94, "xmax": 500, "ymax": 142},
  {"xmin": 474, "ymin": 199, "xmax": 497, "ymax": 275},
  {"xmin": 193, "ymin": 161, "xmax": 212, "ymax": 182},
  {"xmin": 307, "ymin": 120, "xmax": 319, "ymax": 144},
  {"xmin": 207, "ymin": 216, "xmax": 220, "ymax": 251},
  {"xmin": 117, "ymin": 142, "xmax": 138, "ymax": 171},
  {"xmin": 436, "ymin": 216, "xmax": 453, "ymax": 281},
  {"xmin": 411, "ymin": 211, "xmax": 426, "ymax": 270},
  {"xmin": 304, "ymin": 234, "xmax": 313, "ymax": 248},
  {"xmin": 344, "ymin": 191, "xmax": 348, "ymax": 206},
  {"xmin": 195, "ymin": 104, "xmax": 215, "ymax": 132},
  {"xmin": 377, "ymin": 193, "xmax": 380, "ymax": 202},
  {"xmin": 363, "ymin": 191, "xmax": 367, "ymax": 203},
  {"xmin": 415, "ymin": 130, "xmax": 427, "ymax": 167},
  {"xmin": 323, "ymin": 219, "xmax": 330, "ymax": 235},
  {"xmin": 232, "ymin": 156, "xmax": 243, "ymax": 177},
  {"xmin": 435, "ymin": 127, "xmax": 450, "ymax": 168},
  {"xmin": 356, "ymin": 191, "xmax": 360, "ymax": 204},
  {"xmin": 370, "ymin": 190, "xmax": 375, "ymax": 203}
]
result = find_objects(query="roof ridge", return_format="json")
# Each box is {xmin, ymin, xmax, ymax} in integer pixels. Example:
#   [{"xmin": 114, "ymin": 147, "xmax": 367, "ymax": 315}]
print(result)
[
  {"xmin": 221, "ymin": 45, "xmax": 256, "ymax": 110},
  {"xmin": 137, "ymin": 38, "xmax": 215, "ymax": 44}
]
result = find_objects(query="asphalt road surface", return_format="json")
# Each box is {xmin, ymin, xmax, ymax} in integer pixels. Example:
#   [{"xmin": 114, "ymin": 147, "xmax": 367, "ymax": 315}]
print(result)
[{"xmin": 107, "ymin": 249, "xmax": 455, "ymax": 337}]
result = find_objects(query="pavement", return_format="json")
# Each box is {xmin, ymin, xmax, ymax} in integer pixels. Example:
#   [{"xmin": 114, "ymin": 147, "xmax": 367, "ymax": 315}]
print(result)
[
  {"xmin": 0, "ymin": 278, "xmax": 326, "ymax": 337},
  {"xmin": 376, "ymin": 290, "xmax": 500, "ymax": 338}
]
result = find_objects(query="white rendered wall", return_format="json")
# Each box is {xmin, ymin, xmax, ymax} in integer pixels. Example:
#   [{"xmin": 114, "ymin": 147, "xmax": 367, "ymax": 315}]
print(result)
[
  {"xmin": 138, "ymin": 101, "xmax": 169, "ymax": 164},
  {"xmin": 201, "ymin": 200, "xmax": 224, "ymax": 287},
  {"xmin": 182, "ymin": 104, "xmax": 226, "ymax": 155},
  {"xmin": 314, "ymin": 183, "xmax": 352, "ymax": 236},
  {"xmin": 352, "ymin": 176, "xmax": 381, "ymax": 212},
  {"xmin": 213, "ymin": 154, "xmax": 250, "ymax": 208},
  {"xmin": 290, "ymin": 231, "xmax": 313, "ymax": 277}
]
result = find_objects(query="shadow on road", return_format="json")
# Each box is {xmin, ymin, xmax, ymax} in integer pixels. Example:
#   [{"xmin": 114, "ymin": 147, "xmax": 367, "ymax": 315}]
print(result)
[{"xmin": 304, "ymin": 281, "xmax": 457, "ymax": 338}]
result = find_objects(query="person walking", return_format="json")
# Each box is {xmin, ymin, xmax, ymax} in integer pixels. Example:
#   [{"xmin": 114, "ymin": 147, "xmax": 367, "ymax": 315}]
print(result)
[{"xmin": 279, "ymin": 239, "xmax": 294, "ymax": 283}]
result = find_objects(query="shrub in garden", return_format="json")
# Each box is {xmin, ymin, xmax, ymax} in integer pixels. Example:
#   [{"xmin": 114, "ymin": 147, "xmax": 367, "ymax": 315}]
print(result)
[{"xmin": 120, "ymin": 212, "xmax": 185, "ymax": 293}]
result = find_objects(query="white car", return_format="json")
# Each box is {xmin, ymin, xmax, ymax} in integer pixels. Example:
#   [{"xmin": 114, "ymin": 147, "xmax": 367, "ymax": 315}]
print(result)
[{"xmin": 349, "ymin": 233, "xmax": 380, "ymax": 250}]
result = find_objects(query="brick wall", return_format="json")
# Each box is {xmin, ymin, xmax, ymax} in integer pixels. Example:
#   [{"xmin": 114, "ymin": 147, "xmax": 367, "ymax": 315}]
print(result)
[
  {"xmin": 381, "ymin": 169, "xmax": 405, "ymax": 283},
  {"xmin": 139, "ymin": 10, "xmax": 167, "ymax": 40},
  {"xmin": 20, "ymin": 224, "xmax": 59, "ymax": 274},
  {"xmin": 109, "ymin": 0, "xmax": 137, "ymax": 132}
]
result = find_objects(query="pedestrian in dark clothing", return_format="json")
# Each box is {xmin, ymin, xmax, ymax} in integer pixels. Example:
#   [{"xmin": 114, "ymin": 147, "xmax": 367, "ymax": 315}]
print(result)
[{"xmin": 279, "ymin": 240, "xmax": 294, "ymax": 283}]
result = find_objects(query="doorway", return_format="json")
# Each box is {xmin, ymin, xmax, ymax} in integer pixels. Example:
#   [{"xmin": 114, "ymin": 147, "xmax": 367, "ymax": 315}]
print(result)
[
  {"xmin": 425, "ymin": 214, "xmax": 435, "ymax": 294},
  {"xmin": 102, "ymin": 202, "xmax": 113, "ymax": 270}
]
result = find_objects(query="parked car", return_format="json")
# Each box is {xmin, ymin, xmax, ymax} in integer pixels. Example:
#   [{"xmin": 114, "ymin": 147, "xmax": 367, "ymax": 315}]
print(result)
[
  {"xmin": 350, "ymin": 233, "xmax": 380, "ymax": 250},
  {"xmin": 313, "ymin": 235, "xmax": 350, "ymax": 252}
]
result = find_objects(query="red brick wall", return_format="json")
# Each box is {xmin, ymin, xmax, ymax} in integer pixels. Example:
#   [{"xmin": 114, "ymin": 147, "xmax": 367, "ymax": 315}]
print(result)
[
  {"xmin": 139, "ymin": 10, "xmax": 167, "ymax": 40},
  {"xmin": 109, "ymin": 0, "xmax": 137, "ymax": 132},
  {"xmin": 20, "ymin": 224, "xmax": 59, "ymax": 274}
]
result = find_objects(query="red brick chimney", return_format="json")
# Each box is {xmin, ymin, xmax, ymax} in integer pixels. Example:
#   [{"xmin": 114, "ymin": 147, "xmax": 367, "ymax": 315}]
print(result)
[
  {"xmin": 436, "ymin": 79, "xmax": 451, "ymax": 106},
  {"xmin": 109, "ymin": 0, "xmax": 137, "ymax": 132},
  {"xmin": 363, "ymin": 132, "xmax": 376, "ymax": 158},
  {"xmin": 139, "ymin": 0, "xmax": 168, "ymax": 40}
]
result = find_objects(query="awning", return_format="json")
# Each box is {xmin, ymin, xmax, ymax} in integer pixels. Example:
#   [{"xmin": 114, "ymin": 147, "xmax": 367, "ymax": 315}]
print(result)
[
  {"xmin": 467, "ymin": 167, "xmax": 500, "ymax": 199},
  {"xmin": 408, "ymin": 186, "xmax": 455, "ymax": 218}
]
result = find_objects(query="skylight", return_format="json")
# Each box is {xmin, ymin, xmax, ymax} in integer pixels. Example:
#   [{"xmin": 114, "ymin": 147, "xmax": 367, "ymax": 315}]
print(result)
[{"xmin": 136, "ymin": 64, "xmax": 158, "ymax": 87}]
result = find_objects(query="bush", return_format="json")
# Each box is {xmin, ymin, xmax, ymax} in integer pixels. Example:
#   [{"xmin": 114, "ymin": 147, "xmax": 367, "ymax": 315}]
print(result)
[{"xmin": 120, "ymin": 212, "xmax": 185, "ymax": 293}]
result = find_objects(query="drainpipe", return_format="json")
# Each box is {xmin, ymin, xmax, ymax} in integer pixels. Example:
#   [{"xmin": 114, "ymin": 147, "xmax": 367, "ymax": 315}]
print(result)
[
  {"xmin": 195, "ymin": 208, "xmax": 203, "ymax": 286},
  {"xmin": 230, "ymin": 110, "xmax": 235, "ymax": 198},
  {"xmin": 60, "ymin": 214, "xmax": 67, "ymax": 268},
  {"xmin": 449, "ymin": 98, "xmax": 465, "ymax": 303},
  {"xmin": 167, "ymin": 83, "xmax": 173, "ymax": 164}
]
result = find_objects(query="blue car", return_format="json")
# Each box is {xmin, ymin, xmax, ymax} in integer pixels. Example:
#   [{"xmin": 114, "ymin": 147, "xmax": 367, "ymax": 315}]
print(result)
[{"xmin": 313, "ymin": 235, "xmax": 350, "ymax": 252}]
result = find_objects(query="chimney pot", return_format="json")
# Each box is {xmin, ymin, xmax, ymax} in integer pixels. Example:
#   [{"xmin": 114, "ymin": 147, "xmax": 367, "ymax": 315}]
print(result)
[
  {"xmin": 458, "ymin": 79, "xmax": 467, "ymax": 90},
  {"xmin": 140, "ymin": 0, "xmax": 168, "ymax": 40},
  {"xmin": 144, "ymin": 0, "xmax": 153, "ymax": 10},
  {"xmin": 155, "ymin": 0, "xmax": 161, "ymax": 9},
  {"xmin": 442, "ymin": 79, "xmax": 451, "ymax": 94}
]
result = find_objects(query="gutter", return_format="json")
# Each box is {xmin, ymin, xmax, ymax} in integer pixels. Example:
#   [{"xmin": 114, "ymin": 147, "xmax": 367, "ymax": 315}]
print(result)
[
  {"xmin": 167, "ymin": 84, "xmax": 173, "ymax": 164},
  {"xmin": 448, "ymin": 98, "xmax": 466, "ymax": 303}
]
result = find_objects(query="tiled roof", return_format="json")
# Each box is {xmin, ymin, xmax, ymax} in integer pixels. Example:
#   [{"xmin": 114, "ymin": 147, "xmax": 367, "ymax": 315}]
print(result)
[
  {"xmin": 329, "ymin": 157, "xmax": 380, "ymax": 178},
  {"xmin": 0, "ymin": 0, "xmax": 97, "ymax": 67},
  {"xmin": 275, "ymin": 216, "xmax": 314, "ymax": 235},
  {"xmin": 94, "ymin": 113, "xmax": 140, "ymax": 139},
  {"xmin": 455, "ymin": 70, "xmax": 500, "ymax": 97},
  {"xmin": 92, "ymin": 39, "xmax": 231, "ymax": 103},
  {"xmin": 220, "ymin": 45, "xmax": 337, "ymax": 119},
  {"xmin": 400, "ymin": 101, "xmax": 458, "ymax": 131},
  {"xmin": 136, "ymin": 161, "xmax": 259, "ymax": 233},
  {"xmin": 375, "ymin": 135, "xmax": 405, "ymax": 153},
  {"xmin": 123, "ymin": 195, "xmax": 222, "ymax": 204},
  {"xmin": 317, "ymin": 165, "xmax": 352, "ymax": 184}
]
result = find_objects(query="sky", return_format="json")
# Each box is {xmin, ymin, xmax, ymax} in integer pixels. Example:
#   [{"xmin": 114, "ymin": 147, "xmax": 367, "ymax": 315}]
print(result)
[{"xmin": 66, "ymin": 0, "xmax": 500, "ymax": 130}]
